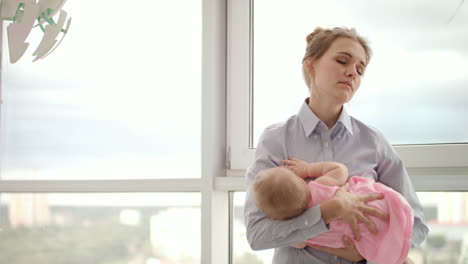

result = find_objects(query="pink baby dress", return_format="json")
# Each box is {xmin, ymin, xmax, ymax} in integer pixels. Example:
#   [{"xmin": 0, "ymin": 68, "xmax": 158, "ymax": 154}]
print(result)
[{"xmin": 306, "ymin": 176, "xmax": 414, "ymax": 264}]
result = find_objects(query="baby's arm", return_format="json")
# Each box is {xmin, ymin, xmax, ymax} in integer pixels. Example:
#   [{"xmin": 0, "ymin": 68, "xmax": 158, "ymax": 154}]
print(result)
[{"xmin": 283, "ymin": 158, "xmax": 348, "ymax": 187}]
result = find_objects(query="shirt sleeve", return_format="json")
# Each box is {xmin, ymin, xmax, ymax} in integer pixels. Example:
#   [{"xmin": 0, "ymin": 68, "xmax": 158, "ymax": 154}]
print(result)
[
  {"xmin": 375, "ymin": 132, "xmax": 429, "ymax": 248},
  {"xmin": 244, "ymin": 127, "xmax": 329, "ymax": 251}
]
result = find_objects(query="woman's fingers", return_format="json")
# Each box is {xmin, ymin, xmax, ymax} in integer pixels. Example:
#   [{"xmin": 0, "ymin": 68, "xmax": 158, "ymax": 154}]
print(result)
[
  {"xmin": 290, "ymin": 242, "xmax": 308, "ymax": 249},
  {"xmin": 282, "ymin": 159, "xmax": 296, "ymax": 165},
  {"xmin": 362, "ymin": 204, "xmax": 389, "ymax": 220},
  {"xmin": 358, "ymin": 213, "xmax": 377, "ymax": 234},
  {"xmin": 361, "ymin": 193, "xmax": 384, "ymax": 202},
  {"xmin": 307, "ymin": 238, "xmax": 364, "ymax": 262},
  {"xmin": 307, "ymin": 243, "xmax": 336, "ymax": 254},
  {"xmin": 350, "ymin": 220, "xmax": 361, "ymax": 241},
  {"xmin": 342, "ymin": 236, "xmax": 353, "ymax": 247},
  {"xmin": 358, "ymin": 193, "xmax": 388, "ymax": 221}
]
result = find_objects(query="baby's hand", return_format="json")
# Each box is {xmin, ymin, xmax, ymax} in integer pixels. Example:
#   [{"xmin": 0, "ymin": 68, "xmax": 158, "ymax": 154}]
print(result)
[{"xmin": 282, "ymin": 158, "xmax": 309, "ymax": 178}]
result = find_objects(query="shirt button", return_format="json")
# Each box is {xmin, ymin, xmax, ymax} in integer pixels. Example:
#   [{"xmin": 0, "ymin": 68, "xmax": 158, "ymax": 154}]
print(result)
[
  {"xmin": 304, "ymin": 220, "xmax": 309, "ymax": 226},
  {"xmin": 324, "ymin": 142, "xmax": 329, "ymax": 148}
]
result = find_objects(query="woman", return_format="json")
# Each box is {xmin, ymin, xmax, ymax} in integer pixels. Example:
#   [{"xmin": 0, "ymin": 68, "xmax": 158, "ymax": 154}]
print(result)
[{"xmin": 244, "ymin": 27, "xmax": 429, "ymax": 264}]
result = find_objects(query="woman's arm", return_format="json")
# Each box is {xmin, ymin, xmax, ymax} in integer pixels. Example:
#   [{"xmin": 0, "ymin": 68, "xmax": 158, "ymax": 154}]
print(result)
[
  {"xmin": 307, "ymin": 236, "xmax": 365, "ymax": 262},
  {"xmin": 245, "ymin": 128, "xmax": 330, "ymax": 250},
  {"xmin": 375, "ymin": 132, "xmax": 429, "ymax": 247}
]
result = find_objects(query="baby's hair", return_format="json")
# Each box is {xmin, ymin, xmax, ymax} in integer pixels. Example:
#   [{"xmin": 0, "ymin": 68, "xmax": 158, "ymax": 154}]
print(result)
[
  {"xmin": 252, "ymin": 167, "xmax": 310, "ymax": 220},
  {"xmin": 302, "ymin": 26, "xmax": 372, "ymax": 90}
]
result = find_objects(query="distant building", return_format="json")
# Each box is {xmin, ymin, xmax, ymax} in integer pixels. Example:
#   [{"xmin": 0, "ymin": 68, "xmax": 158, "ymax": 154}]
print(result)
[{"xmin": 9, "ymin": 193, "xmax": 50, "ymax": 228}]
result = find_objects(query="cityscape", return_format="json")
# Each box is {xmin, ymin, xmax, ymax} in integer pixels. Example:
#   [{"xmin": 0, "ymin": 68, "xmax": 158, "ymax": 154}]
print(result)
[{"xmin": 1, "ymin": 192, "xmax": 468, "ymax": 263}]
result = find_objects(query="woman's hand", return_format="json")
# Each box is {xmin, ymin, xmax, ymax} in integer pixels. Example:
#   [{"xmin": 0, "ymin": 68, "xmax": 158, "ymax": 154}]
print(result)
[
  {"xmin": 290, "ymin": 242, "xmax": 308, "ymax": 249},
  {"xmin": 320, "ymin": 184, "xmax": 388, "ymax": 240},
  {"xmin": 307, "ymin": 236, "xmax": 364, "ymax": 262}
]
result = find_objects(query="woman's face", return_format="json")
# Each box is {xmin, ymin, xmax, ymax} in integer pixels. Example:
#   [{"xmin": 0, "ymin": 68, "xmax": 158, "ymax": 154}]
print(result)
[{"xmin": 306, "ymin": 37, "xmax": 367, "ymax": 105}]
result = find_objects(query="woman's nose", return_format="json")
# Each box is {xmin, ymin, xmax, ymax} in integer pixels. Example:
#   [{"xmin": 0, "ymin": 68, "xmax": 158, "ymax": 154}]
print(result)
[{"xmin": 345, "ymin": 66, "xmax": 357, "ymax": 78}]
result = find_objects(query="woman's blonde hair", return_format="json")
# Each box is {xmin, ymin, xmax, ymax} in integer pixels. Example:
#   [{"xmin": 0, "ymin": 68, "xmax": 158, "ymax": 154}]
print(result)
[{"xmin": 302, "ymin": 27, "xmax": 372, "ymax": 89}]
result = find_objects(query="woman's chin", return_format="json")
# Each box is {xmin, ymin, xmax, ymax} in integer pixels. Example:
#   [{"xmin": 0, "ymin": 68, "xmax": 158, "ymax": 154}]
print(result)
[{"xmin": 334, "ymin": 94, "xmax": 353, "ymax": 105}]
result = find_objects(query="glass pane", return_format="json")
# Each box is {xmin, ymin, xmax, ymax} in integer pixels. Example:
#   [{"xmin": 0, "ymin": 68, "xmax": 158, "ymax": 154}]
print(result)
[
  {"xmin": 0, "ymin": 192, "xmax": 200, "ymax": 264},
  {"xmin": 234, "ymin": 191, "xmax": 468, "ymax": 263},
  {"xmin": 1, "ymin": 0, "xmax": 201, "ymax": 179},
  {"xmin": 415, "ymin": 192, "xmax": 468, "ymax": 263},
  {"xmin": 233, "ymin": 192, "xmax": 274, "ymax": 264},
  {"xmin": 253, "ymin": 0, "xmax": 468, "ymax": 147}
]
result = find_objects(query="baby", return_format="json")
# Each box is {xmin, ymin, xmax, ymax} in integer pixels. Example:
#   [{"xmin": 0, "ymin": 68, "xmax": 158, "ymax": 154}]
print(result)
[{"xmin": 252, "ymin": 158, "xmax": 414, "ymax": 264}]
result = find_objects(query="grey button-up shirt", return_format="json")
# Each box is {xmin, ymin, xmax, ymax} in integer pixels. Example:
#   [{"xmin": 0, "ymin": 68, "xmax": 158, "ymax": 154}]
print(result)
[{"xmin": 244, "ymin": 99, "xmax": 429, "ymax": 264}]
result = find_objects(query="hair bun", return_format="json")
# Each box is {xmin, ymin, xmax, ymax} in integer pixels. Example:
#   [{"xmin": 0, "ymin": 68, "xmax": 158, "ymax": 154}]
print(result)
[{"xmin": 306, "ymin": 27, "xmax": 324, "ymax": 44}]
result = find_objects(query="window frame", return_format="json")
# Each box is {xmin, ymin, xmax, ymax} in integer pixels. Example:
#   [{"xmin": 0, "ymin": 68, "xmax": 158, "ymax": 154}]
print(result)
[
  {"xmin": 0, "ymin": 1, "xmax": 230, "ymax": 263},
  {"xmin": 226, "ymin": 0, "xmax": 468, "ymax": 192}
]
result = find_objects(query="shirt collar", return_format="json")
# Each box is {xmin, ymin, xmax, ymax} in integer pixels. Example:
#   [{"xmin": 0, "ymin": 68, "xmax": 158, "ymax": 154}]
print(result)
[
  {"xmin": 337, "ymin": 106, "xmax": 354, "ymax": 135},
  {"xmin": 298, "ymin": 98, "xmax": 354, "ymax": 136},
  {"xmin": 298, "ymin": 99, "xmax": 320, "ymax": 137}
]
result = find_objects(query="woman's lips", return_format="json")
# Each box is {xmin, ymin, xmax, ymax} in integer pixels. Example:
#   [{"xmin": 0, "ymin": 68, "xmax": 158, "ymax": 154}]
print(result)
[{"xmin": 339, "ymin": 81, "xmax": 352, "ymax": 90}]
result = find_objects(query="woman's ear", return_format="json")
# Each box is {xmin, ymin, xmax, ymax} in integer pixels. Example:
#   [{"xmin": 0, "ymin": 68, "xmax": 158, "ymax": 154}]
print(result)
[{"xmin": 305, "ymin": 59, "xmax": 315, "ymax": 77}]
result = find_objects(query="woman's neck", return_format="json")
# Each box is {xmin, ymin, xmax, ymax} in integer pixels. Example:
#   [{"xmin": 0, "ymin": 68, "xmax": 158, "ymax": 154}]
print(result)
[{"xmin": 308, "ymin": 97, "xmax": 342, "ymax": 129}]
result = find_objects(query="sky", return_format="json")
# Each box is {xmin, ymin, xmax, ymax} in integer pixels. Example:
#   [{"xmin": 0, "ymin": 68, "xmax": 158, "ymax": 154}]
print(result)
[
  {"xmin": 1, "ymin": 0, "xmax": 202, "ymax": 180},
  {"xmin": 253, "ymin": 0, "xmax": 468, "ymax": 146}
]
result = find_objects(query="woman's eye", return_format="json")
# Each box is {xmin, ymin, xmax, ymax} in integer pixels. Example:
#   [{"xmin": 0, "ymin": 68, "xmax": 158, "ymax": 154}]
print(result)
[{"xmin": 337, "ymin": 60, "xmax": 346, "ymax": 64}]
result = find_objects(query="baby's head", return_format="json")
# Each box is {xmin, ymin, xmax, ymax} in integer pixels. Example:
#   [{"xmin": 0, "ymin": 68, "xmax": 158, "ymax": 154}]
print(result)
[{"xmin": 252, "ymin": 167, "xmax": 310, "ymax": 220}]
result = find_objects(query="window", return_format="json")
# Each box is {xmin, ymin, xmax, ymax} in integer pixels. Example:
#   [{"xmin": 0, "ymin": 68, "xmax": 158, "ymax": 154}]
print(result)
[
  {"xmin": 0, "ymin": 193, "xmax": 200, "ymax": 264},
  {"xmin": 232, "ymin": 192, "xmax": 273, "ymax": 264},
  {"xmin": 0, "ymin": 0, "xmax": 229, "ymax": 263},
  {"xmin": 1, "ymin": 0, "xmax": 201, "ymax": 180},
  {"xmin": 252, "ymin": 0, "xmax": 468, "ymax": 146},
  {"xmin": 227, "ymin": 0, "xmax": 468, "ymax": 175},
  {"xmin": 226, "ymin": 0, "xmax": 468, "ymax": 259}
]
